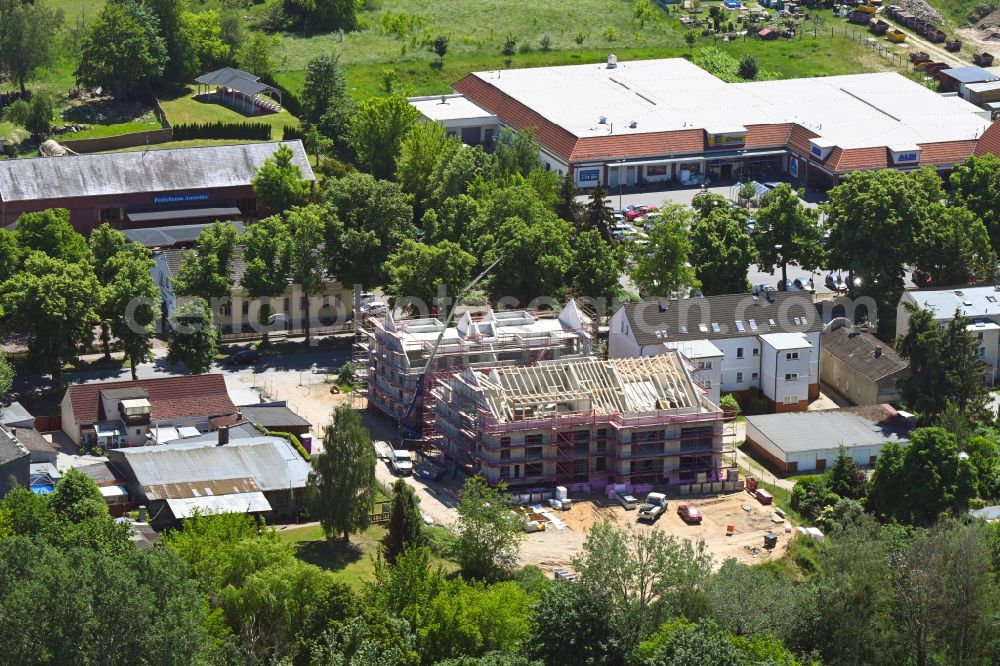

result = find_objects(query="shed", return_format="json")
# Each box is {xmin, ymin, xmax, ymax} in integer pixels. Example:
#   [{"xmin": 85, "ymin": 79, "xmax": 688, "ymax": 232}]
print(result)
[
  {"xmin": 938, "ymin": 66, "xmax": 999, "ymax": 93},
  {"xmin": 963, "ymin": 80, "xmax": 1000, "ymax": 107},
  {"xmin": 238, "ymin": 403, "xmax": 312, "ymax": 437},
  {"xmin": 821, "ymin": 325, "xmax": 909, "ymax": 405},
  {"xmin": 744, "ymin": 404, "xmax": 911, "ymax": 472}
]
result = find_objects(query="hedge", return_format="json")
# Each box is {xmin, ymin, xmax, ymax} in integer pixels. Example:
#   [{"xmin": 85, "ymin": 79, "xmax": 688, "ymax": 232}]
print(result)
[
  {"xmin": 252, "ymin": 423, "xmax": 311, "ymax": 462},
  {"xmin": 172, "ymin": 122, "xmax": 272, "ymax": 141},
  {"xmin": 282, "ymin": 125, "xmax": 303, "ymax": 141}
]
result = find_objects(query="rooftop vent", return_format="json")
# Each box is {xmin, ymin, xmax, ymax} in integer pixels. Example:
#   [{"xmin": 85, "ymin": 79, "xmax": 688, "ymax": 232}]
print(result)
[
  {"xmin": 628, "ymin": 120, "xmax": 638, "ymax": 129},
  {"xmin": 607, "ymin": 53, "xmax": 618, "ymax": 69},
  {"xmin": 439, "ymin": 95, "xmax": 447, "ymax": 104},
  {"xmin": 599, "ymin": 115, "xmax": 607, "ymax": 124},
  {"xmin": 873, "ymin": 346, "xmax": 882, "ymax": 358}
]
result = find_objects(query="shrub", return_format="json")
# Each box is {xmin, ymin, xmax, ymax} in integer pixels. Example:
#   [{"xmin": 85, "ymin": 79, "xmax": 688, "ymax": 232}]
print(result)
[
  {"xmin": 737, "ymin": 54, "xmax": 759, "ymax": 80},
  {"xmin": 173, "ymin": 122, "xmax": 271, "ymax": 141},
  {"xmin": 502, "ymin": 32, "xmax": 517, "ymax": 55},
  {"xmin": 539, "ymin": 33, "xmax": 552, "ymax": 51},
  {"xmin": 518, "ymin": 42, "xmax": 532, "ymax": 54},
  {"xmin": 720, "ymin": 393, "xmax": 740, "ymax": 414},
  {"xmin": 252, "ymin": 423, "xmax": 310, "ymax": 461},
  {"xmin": 282, "ymin": 124, "xmax": 303, "ymax": 141},
  {"xmin": 603, "ymin": 25, "xmax": 619, "ymax": 41}
]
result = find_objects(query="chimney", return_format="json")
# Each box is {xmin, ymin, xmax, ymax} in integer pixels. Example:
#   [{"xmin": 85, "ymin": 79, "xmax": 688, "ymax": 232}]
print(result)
[
  {"xmin": 218, "ymin": 425, "xmax": 230, "ymax": 446},
  {"xmin": 607, "ymin": 53, "xmax": 618, "ymax": 69},
  {"xmin": 138, "ymin": 505, "xmax": 147, "ymax": 522},
  {"xmin": 873, "ymin": 346, "xmax": 882, "ymax": 358}
]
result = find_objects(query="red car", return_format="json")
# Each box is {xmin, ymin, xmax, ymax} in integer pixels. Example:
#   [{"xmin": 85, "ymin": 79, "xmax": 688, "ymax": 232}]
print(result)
[{"xmin": 677, "ymin": 504, "xmax": 703, "ymax": 525}]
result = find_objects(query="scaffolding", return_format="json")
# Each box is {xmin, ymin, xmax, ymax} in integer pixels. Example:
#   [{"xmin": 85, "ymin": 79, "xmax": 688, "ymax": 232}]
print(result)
[
  {"xmin": 355, "ymin": 300, "xmax": 593, "ymax": 430},
  {"xmin": 429, "ymin": 354, "xmax": 734, "ymax": 487}
]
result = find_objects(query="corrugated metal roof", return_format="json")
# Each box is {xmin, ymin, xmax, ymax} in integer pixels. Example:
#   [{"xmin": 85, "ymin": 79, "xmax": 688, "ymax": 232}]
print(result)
[
  {"xmin": 124, "ymin": 222, "xmax": 246, "ymax": 248},
  {"xmin": 940, "ymin": 66, "xmax": 1000, "ymax": 85},
  {"xmin": 0, "ymin": 141, "xmax": 313, "ymax": 203},
  {"xmin": 118, "ymin": 436, "xmax": 310, "ymax": 492},
  {"xmin": 167, "ymin": 491, "xmax": 271, "ymax": 518},
  {"xmin": 240, "ymin": 405, "xmax": 311, "ymax": 429}
]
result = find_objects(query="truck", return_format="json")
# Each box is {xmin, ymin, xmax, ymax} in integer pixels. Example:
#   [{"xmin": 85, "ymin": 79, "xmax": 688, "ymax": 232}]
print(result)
[
  {"xmin": 388, "ymin": 449, "xmax": 413, "ymax": 476},
  {"xmin": 638, "ymin": 492, "xmax": 668, "ymax": 522}
]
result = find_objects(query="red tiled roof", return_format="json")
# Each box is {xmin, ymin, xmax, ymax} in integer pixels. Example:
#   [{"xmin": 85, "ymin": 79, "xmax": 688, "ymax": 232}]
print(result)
[
  {"xmin": 829, "ymin": 147, "xmax": 889, "ymax": 171},
  {"xmin": 787, "ymin": 124, "xmax": 820, "ymax": 156},
  {"xmin": 453, "ymin": 74, "xmax": 578, "ymax": 161},
  {"xmin": 570, "ymin": 129, "xmax": 704, "ymax": 161},
  {"xmin": 745, "ymin": 123, "xmax": 793, "ymax": 149},
  {"xmin": 974, "ymin": 119, "xmax": 1000, "ymax": 157},
  {"xmin": 919, "ymin": 140, "xmax": 977, "ymax": 166},
  {"xmin": 66, "ymin": 374, "xmax": 236, "ymax": 425}
]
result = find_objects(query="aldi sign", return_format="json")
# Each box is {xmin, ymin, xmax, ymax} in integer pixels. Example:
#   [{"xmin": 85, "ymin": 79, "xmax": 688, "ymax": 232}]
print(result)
[{"xmin": 889, "ymin": 147, "xmax": 921, "ymax": 165}]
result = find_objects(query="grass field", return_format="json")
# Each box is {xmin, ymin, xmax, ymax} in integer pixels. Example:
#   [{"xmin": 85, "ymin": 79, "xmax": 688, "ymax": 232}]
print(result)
[{"xmin": 157, "ymin": 85, "xmax": 300, "ymax": 131}]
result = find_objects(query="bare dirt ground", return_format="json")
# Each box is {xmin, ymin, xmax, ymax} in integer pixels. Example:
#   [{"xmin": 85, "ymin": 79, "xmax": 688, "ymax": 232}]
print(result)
[{"xmin": 518, "ymin": 491, "xmax": 792, "ymax": 573}]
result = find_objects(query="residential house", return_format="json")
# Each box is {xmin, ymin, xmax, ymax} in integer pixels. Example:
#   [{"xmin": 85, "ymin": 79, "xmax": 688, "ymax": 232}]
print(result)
[
  {"xmin": 821, "ymin": 323, "xmax": 909, "ymax": 405},
  {"xmin": 0, "ymin": 426, "xmax": 29, "ymax": 496},
  {"xmin": 609, "ymin": 293, "xmax": 822, "ymax": 411},
  {"xmin": 896, "ymin": 285, "xmax": 1000, "ymax": 384},
  {"xmin": 60, "ymin": 375, "xmax": 237, "ymax": 448}
]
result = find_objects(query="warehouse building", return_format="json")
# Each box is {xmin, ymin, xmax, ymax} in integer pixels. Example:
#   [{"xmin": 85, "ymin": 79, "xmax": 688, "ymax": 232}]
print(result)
[
  {"xmin": 431, "ymin": 354, "xmax": 729, "ymax": 488},
  {"xmin": 0, "ymin": 141, "xmax": 313, "ymax": 232},
  {"xmin": 744, "ymin": 404, "xmax": 911, "ymax": 473},
  {"xmin": 413, "ymin": 57, "xmax": 998, "ymax": 190},
  {"xmin": 821, "ymin": 323, "xmax": 909, "ymax": 405}
]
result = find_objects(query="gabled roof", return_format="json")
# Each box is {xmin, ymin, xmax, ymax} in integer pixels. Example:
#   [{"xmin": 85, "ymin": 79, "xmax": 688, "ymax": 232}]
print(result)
[
  {"xmin": 822, "ymin": 326, "xmax": 909, "ymax": 382},
  {"xmin": 157, "ymin": 245, "xmax": 248, "ymax": 283},
  {"xmin": 974, "ymin": 120, "xmax": 1000, "ymax": 157},
  {"xmin": 621, "ymin": 293, "xmax": 821, "ymax": 345},
  {"xmin": 65, "ymin": 375, "xmax": 236, "ymax": 425},
  {"xmin": 746, "ymin": 404, "xmax": 911, "ymax": 454},
  {"xmin": 0, "ymin": 141, "xmax": 313, "ymax": 203},
  {"xmin": 124, "ymin": 222, "xmax": 247, "ymax": 248}
]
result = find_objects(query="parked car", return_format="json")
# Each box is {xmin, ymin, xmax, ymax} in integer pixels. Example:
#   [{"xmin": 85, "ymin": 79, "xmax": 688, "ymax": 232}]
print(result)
[
  {"xmin": 361, "ymin": 300, "xmax": 388, "ymax": 316},
  {"xmin": 793, "ymin": 277, "xmax": 815, "ymax": 293},
  {"xmin": 745, "ymin": 217, "xmax": 756, "ymax": 234},
  {"xmin": 677, "ymin": 503, "xmax": 703, "ymax": 524},
  {"xmin": 388, "ymin": 449, "xmax": 413, "ymax": 476},
  {"xmin": 227, "ymin": 349, "xmax": 260, "ymax": 365},
  {"xmin": 776, "ymin": 279, "xmax": 800, "ymax": 292},
  {"xmin": 753, "ymin": 283, "xmax": 776, "ymax": 295},
  {"xmin": 824, "ymin": 273, "xmax": 848, "ymax": 292},
  {"xmin": 625, "ymin": 206, "xmax": 649, "ymax": 221},
  {"xmin": 910, "ymin": 270, "xmax": 933, "ymax": 287},
  {"xmin": 638, "ymin": 492, "xmax": 668, "ymax": 522},
  {"xmin": 616, "ymin": 491, "xmax": 638, "ymax": 510}
]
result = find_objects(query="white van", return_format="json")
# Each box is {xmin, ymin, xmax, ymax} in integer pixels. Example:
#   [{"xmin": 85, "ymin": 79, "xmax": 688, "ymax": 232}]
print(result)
[{"xmin": 389, "ymin": 449, "xmax": 413, "ymax": 476}]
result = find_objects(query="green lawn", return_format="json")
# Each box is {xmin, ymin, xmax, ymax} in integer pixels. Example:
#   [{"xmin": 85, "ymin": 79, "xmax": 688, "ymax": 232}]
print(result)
[
  {"xmin": 157, "ymin": 85, "xmax": 299, "ymax": 133},
  {"xmin": 98, "ymin": 138, "xmax": 256, "ymax": 152}
]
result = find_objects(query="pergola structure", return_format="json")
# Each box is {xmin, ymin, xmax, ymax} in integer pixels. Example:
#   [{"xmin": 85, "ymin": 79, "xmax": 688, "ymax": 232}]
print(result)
[{"xmin": 194, "ymin": 67, "xmax": 282, "ymax": 115}]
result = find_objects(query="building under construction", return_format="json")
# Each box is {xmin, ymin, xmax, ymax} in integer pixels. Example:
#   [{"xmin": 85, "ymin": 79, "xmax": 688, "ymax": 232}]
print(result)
[
  {"xmin": 429, "ymin": 353, "xmax": 729, "ymax": 488},
  {"xmin": 356, "ymin": 300, "xmax": 593, "ymax": 428}
]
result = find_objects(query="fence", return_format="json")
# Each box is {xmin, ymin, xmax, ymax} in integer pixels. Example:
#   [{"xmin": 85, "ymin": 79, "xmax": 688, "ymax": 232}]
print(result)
[{"xmin": 220, "ymin": 323, "xmax": 352, "ymax": 342}]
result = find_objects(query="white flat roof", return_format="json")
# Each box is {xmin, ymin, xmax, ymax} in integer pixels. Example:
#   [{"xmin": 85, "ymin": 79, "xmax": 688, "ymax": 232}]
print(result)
[
  {"xmin": 664, "ymin": 339, "xmax": 724, "ymax": 359},
  {"xmin": 465, "ymin": 59, "xmax": 991, "ymax": 149},
  {"xmin": 166, "ymin": 491, "xmax": 271, "ymax": 519},
  {"xmin": 410, "ymin": 94, "xmax": 497, "ymax": 122},
  {"xmin": 760, "ymin": 332, "xmax": 811, "ymax": 351}
]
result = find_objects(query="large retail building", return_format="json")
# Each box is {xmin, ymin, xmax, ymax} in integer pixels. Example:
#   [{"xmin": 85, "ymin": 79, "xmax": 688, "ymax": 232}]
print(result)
[{"xmin": 411, "ymin": 57, "xmax": 1000, "ymax": 189}]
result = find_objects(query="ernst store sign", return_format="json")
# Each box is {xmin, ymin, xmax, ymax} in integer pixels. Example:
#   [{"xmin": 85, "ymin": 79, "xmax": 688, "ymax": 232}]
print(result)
[
  {"xmin": 707, "ymin": 132, "xmax": 747, "ymax": 148},
  {"xmin": 153, "ymin": 192, "xmax": 211, "ymax": 205}
]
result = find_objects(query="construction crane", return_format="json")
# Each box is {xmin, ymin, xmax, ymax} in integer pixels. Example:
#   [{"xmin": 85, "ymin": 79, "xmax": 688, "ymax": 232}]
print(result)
[{"xmin": 398, "ymin": 255, "xmax": 503, "ymax": 434}]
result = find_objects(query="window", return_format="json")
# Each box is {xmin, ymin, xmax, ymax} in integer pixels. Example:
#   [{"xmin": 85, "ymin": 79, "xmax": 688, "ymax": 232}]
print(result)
[
  {"xmin": 646, "ymin": 165, "xmax": 668, "ymax": 176},
  {"xmin": 978, "ymin": 332, "xmax": 984, "ymax": 341},
  {"xmin": 283, "ymin": 298, "xmax": 290, "ymax": 312},
  {"xmin": 99, "ymin": 207, "xmax": 123, "ymax": 222},
  {"xmin": 242, "ymin": 301, "xmax": 250, "ymax": 316},
  {"xmin": 752, "ymin": 372, "xmax": 759, "ymax": 380},
  {"xmin": 786, "ymin": 352, "xmax": 799, "ymax": 360},
  {"xmin": 595, "ymin": 457, "xmax": 607, "ymax": 472},
  {"xmin": 736, "ymin": 347, "xmax": 744, "ymax": 359},
  {"xmin": 698, "ymin": 360, "xmax": 713, "ymax": 370},
  {"xmin": 736, "ymin": 371, "xmax": 743, "ymax": 383},
  {"xmin": 735, "ymin": 321, "xmax": 745, "ymax": 332},
  {"xmin": 784, "ymin": 373, "xmax": 799, "ymax": 381},
  {"xmin": 981, "ymin": 346, "xmax": 987, "ymax": 358},
  {"xmin": 752, "ymin": 348, "xmax": 759, "ymax": 356},
  {"xmin": 135, "ymin": 429, "xmax": 141, "ymax": 435},
  {"xmin": 784, "ymin": 395, "xmax": 798, "ymax": 405}
]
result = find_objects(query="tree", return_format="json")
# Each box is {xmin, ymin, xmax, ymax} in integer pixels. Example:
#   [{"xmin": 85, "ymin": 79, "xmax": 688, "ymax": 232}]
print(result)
[
  {"xmin": 826, "ymin": 168, "xmax": 943, "ymax": 337},
  {"xmin": 555, "ymin": 172, "xmax": 585, "ymax": 229},
  {"xmin": 753, "ymin": 183, "xmax": 824, "ymax": 289},
  {"xmin": 105, "ymin": 244, "xmax": 159, "ymax": 379},
  {"xmin": 235, "ymin": 31, "xmax": 279, "ymax": 81},
  {"xmin": 14, "ymin": 208, "xmax": 90, "ymax": 265},
  {"xmin": 241, "ymin": 215, "xmax": 291, "ymax": 341},
  {"xmin": 89, "ymin": 224, "xmax": 129, "ymax": 359},
  {"xmin": 382, "ymin": 480, "xmax": 423, "ymax": 564},
  {"xmin": 286, "ymin": 204, "xmax": 327, "ymax": 344},
  {"xmin": 965, "ymin": 435, "xmax": 1000, "ymax": 499},
  {"xmin": 911, "ymin": 204, "xmax": 993, "ymax": 287},
  {"xmin": 348, "ymin": 95, "xmax": 420, "ymax": 179},
  {"xmin": 252, "ymin": 143, "xmax": 310, "ymax": 214},
  {"xmin": 0, "ymin": 0, "xmax": 64, "ymax": 94},
  {"xmin": 691, "ymin": 205, "xmax": 757, "ymax": 295},
  {"xmin": 0, "ymin": 352, "xmax": 13, "ymax": 397},
  {"xmin": 4, "ymin": 91, "xmax": 54, "ymax": 138},
  {"xmin": 528, "ymin": 581, "xmax": 626, "ymax": 666},
  {"xmin": 300, "ymin": 54, "xmax": 355, "ymax": 146},
  {"xmin": 826, "ymin": 446, "xmax": 867, "ymax": 499},
  {"xmin": 684, "ymin": 31, "xmax": 697, "ymax": 53},
  {"xmin": 897, "ymin": 305, "xmax": 988, "ymax": 422},
  {"xmin": 584, "ymin": 182, "xmax": 615, "ymax": 240},
  {"xmin": 737, "ymin": 54, "xmax": 758, "ymax": 80},
  {"xmin": 385, "ymin": 239, "xmax": 476, "ymax": 310},
  {"xmin": 308, "ymin": 404, "xmax": 376, "ymax": 542},
  {"xmin": 572, "ymin": 520, "xmax": 713, "ymax": 651},
  {"xmin": 49, "ymin": 468, "xmax": 107, "ymax": 523},
  {"xmin": 0, "ymin": 252, "xmax": 100, "ymax": 383},
  {"xmin": 455, "ymin": 475, "xmax": 523, "ymax": 581},
  {"xmin": 283, "ymin": 0, "xmax": 360, "ymax": 32},
  {"xmin": 166, "ymin": 297, "xmax": 218, "ymax": 374},
  {"xmin": 179, "ymin": 10, "xmax": 228, "ymax": 74},
  {"xmin": 76, "ymin": 1, "xmax": 167, "ymax": 99},
  {"xmin": 0, "ymin": 229, "xmax": 18, "ymax": 284},
  {"xmin": 704, "ymin": 559, "xmax": 800, "ymax": 639},
  {"xmin": 629, "ymin": 204, "xmax": 698, "ymax": 297},
  {"xmin": 397, "ymin": 121, "xmax": 451, "ymax": 216},
  {"xmin": 143, "ymin": 0, "xmax": 195, "ymax": 83},
  {"xmin": 324, "ymin": 172, "xmax": 415, "ymax": 288},
  {"xmin": 483, "ymin": 216, "xmax": 575, "ymax": 305},
  {"xmin": 571, "ymin": 229, "xmax": 622, "ymax": 306},
  {"xmin": 867, "ymin": 428, "xmax": 978, "ymax": 525},
  {"xmin": 949, "ymin": 154, "xmax": 1000, "ymax": 255},
  {"xmin": 173, "ymin": 221, "xmax": 239, "ymax": 303},
  {"xmin": 639, "ymin": 619, "xmax": 745, "ymax": 666},
  {"xmin": 493, "ymin": 128, "xmax": 542, "ymax": 179},
  {"xmin": 433, "ymin": 35, "xmax": 448, "ymax": 62}
]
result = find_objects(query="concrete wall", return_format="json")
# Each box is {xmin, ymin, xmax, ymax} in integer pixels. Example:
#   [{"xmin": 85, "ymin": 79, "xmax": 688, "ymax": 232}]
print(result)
[{"xmin": 61, "ymin": 128, "xmax": 174, "ymax": 154}]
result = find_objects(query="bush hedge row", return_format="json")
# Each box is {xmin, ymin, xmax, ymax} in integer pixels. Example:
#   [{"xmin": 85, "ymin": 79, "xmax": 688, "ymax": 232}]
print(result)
[
  {"xmin": 172, "ymin": 122, "xmax": 272, "ymax": 141},
  {"xmin": 252, "ymin": 423, "xmax": 311, "ymax": 461}
]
